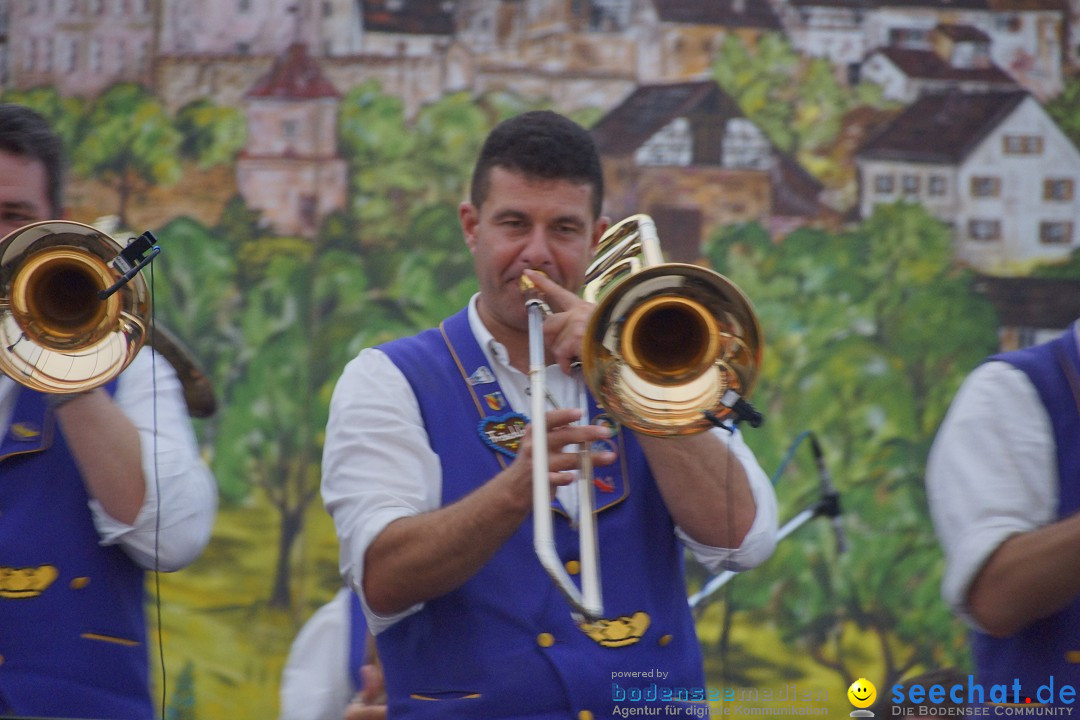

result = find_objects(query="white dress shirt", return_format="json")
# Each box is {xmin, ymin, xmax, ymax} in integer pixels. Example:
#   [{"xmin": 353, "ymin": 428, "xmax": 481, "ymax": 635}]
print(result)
[
  {"xmin": 0, "ymin": 346, "xmax": 217, "ymax": 571},
  {"xmin": 926, "ymin": 324, "xmax": 1080, "ymax": 630},
  {"xmin": 322, "ymin": 295, "xmax": 778, "ymax": 635}
]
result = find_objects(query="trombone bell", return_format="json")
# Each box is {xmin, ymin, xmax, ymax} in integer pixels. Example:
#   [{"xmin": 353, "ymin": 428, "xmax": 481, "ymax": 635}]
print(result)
[
  {"xmin": 581, "ymin": 215, "xmax": 762, "ymax": 436},
  {"xmin": 0, "ymin": 220, "xmax": 149, "ymax": 394}
]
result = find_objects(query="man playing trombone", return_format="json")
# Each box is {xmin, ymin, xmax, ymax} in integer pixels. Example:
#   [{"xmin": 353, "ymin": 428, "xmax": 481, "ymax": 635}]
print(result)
[
  {"xmin": 322, "ymin": 110, "xmax": 778, "ymax": 719},
  {"xmin": 0, "ymin": 103, "xmax": 217, "ymax": 719}
]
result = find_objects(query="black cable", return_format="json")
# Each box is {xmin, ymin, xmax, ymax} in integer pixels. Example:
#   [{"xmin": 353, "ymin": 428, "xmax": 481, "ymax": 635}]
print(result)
[{"xmin": 149, "ymin": 259, "xmax": 167, "ymax": 718}]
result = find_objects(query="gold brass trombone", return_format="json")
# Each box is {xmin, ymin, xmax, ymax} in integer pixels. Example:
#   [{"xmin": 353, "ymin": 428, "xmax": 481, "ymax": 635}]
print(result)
[
  {"xmin": 0, "ymin": 220, "xmax": 216, "ymax": 417},
  {"xmin": 526, "ymin": 213, "xmax": 763, "ymax": 620}
]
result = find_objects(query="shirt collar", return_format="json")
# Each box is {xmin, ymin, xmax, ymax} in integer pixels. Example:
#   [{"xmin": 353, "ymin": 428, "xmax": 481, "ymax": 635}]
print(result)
[{"xmin": 466, "ymin": 293, "xmax": 512, "ymax": 369}]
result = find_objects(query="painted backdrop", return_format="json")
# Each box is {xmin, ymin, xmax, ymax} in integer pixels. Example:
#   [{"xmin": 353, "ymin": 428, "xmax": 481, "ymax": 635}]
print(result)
[{"xmin": 3, "ymin": 0, "xmax": 1080, "ymax": 717}]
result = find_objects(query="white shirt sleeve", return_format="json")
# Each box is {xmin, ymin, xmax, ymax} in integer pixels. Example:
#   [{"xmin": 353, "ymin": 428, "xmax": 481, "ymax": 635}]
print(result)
[
  {"xmin": 279, "ymin": 588, "xmax": 357, "ymax": 720},
  {"xmin": 677, "ymin": 424, "xmax": 778, "ymax": 574},
  {"xmin": 89, "ymin": 346, "xmax": 218, "ymax": 572},
  {"xmin": 926, "ymin": 360, "xmax": 1057, "ymax": 629},
  {"xmin": 321, "ymin": 348, "xmax": 441, "ymax": 635}
]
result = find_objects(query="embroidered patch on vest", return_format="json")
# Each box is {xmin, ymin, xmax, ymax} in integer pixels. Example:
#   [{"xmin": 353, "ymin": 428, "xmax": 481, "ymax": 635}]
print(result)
[
  {"xmin": 578, "ymin": 611, "xmax": 651, "ymax": 647},
  {"xmin": 467, "ymin": 366, "xmax": 496, "ymax": 386},
  {"xmin": 478, "ymin": 412, "xmax": 528, "ymax": 458},
  {"xmin": 0, "ymin": 564, "xmax": 59, "ymax": 598}
]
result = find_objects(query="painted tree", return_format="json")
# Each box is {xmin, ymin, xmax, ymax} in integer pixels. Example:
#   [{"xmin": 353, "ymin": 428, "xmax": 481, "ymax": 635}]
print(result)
[
  {"xmin": 74, "ymin": 83, "xmax": 182, "ymax": 227},
  {"xmin": 698, "ymin": 202, "xmax": 998, "ymax": 688}
]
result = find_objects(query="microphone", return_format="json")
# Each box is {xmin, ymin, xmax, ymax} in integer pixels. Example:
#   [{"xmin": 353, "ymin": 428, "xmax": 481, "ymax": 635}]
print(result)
[{"xmin": 809, "ymin": 433, "xmax": 847, "ymax": 555}]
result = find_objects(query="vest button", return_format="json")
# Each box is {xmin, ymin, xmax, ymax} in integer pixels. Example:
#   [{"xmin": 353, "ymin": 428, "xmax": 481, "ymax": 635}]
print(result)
[
  {"xmin": 565, "ymin": 560, "xmax": 580, "ymax": 575},
  {"xmin": 1066, "ymin": 650, "xmax": 1080, "ymax": 664},
  {"xmin": 578, "ymin": 711, "xmax": 594, "ymax": 720},
  {"xmin": 70, "ymin": 577, "xmax": 91, "ymax": 590},
  {"xmin": 658, "ymin": 633, "xmax": 673, "ymax": 646},
  {"xmin": 537, "ymin": 632, "xmax": 555, "ymax": 648}
]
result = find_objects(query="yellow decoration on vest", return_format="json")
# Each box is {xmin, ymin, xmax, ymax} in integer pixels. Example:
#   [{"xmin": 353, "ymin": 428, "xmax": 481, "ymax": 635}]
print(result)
[
  {"xmin": 0, "ymin": 564, "xmax": 59, "ymax": 598},
  {"xmin": 577, "ymin": 611, "xmax": 650, "ymax": 647}
]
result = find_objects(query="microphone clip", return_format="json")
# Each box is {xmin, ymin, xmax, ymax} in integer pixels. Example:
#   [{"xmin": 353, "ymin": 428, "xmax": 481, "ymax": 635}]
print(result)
[{"xmin": 99, "ymin": 231, "xmax": 161, "ymax": 300}]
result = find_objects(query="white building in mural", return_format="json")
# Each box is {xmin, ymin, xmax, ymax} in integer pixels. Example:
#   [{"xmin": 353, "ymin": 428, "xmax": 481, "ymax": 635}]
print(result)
[
  {"xmin": 857, "ymin": 90, "xmax": 1080, "ymax": 274},
  {"xmin": 778, "ymin": 0, "xmax": 1067, "ymax": 100},
  {"xmin": 235, "ymin": 43, "xmax": 347, "ymax": 239},
  {"xmin": 6, "ymin": 0, "xmax": 155, "ymax": 97}
]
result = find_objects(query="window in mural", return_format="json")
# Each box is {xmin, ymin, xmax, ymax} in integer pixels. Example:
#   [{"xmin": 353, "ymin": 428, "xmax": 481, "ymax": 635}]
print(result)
[
  {"xmin": 969, "ymin": 218, "xmax": 1002, "ymax": 241},
  {"xmin": 873, "ymin": 174, "xmax": 894, "ymax": 194},
  {"xmin": 1003, "ymin": 134, "xmax": 1043, "ymax": 155},
  {"xmin": 928, "ymin": 175, "xmax": 948, "ymax": 196},
  {"xmin": 1039, "ymin": 220, "xmax": 1074, "ymax": 245},
  {"xmin": 970, "ymin": 176, "xmax": 1001, "ymax": 198},
  {"xmin": 1044, "ymin": 178, "xmax": 1075, "ymax": 201}
]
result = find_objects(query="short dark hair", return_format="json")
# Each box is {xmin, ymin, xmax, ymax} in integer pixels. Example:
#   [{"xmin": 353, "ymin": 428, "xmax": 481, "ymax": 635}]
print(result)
[
  {"xmin": 470, "ymin": 110, "xmax": 604, "ymax": 219},
  {"xmin": 0, "ymin": 103, "xmax": 65, "ymax": 216}
]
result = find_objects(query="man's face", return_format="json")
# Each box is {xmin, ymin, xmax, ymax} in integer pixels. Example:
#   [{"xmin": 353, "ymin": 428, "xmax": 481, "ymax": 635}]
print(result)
[
  {"xmin": 0, "ymin": 148, "xmax": 51, "ymax": 240},
  {"xmin": 460, "ymin": 166, "xmax": 606, "ymax": 336}
]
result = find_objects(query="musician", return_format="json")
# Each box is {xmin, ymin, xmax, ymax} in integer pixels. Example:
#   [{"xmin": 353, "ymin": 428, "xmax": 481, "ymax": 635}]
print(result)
[
  {"xmin": 927, "ymin": 320, "xmax": 1080, "ymax": 697},
  {"xmin": 0, "ymin": 103, "xmax": 217, "ymax": 718},
  {"xmin": 322, "ymin": 110, "xmax": 778, "ymax": 718}
]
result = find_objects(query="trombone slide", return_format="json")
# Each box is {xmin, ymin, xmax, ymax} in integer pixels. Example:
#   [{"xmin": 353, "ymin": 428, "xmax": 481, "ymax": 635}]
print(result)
[{"xmin": 526, "ymin": 291, "xmax": 604, "ymax": 621}]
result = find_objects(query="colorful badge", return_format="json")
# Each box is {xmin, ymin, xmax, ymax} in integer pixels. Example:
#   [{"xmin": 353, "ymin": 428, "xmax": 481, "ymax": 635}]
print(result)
[
  {"xmin": 478, "ymin": 412, "xmax": 528, "ymax": 458},
  {"xmin": 484, "ymin": 392, "xmax": 507, "ymax": 412},
  {"xmin": 467, "ymin": 366, "xmax": 496, "ymax": 386}
]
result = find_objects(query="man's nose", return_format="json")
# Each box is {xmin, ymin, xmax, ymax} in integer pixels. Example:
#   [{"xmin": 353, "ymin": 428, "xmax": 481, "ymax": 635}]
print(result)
[{"xmin": 520, "ymin": 227, "xmax": 555, "ymax": 266}]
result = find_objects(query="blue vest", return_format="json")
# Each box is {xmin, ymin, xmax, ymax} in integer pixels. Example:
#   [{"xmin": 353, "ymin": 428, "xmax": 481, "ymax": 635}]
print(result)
[
  {"xmin": 972, "ymin": 326, "xmax": 1080, "ymax": 698},
  {"xmin": 0, "ymin": 387, "xmax": 152, "ymax": 719},
  {"xmin": 375, "ymin": 308, "xmax": 704, "ymax": 719}
]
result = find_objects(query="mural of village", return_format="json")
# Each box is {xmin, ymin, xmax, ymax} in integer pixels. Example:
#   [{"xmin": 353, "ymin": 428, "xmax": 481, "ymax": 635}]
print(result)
[{"xmin": 2, "ymin": 0, "xmax": 1080, "ymax": 717}]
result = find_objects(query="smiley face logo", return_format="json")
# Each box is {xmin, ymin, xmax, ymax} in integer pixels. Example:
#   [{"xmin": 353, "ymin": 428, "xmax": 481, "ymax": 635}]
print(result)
[{"xmin": 848, "ymin": 678, "xmax": 877, "ymax": 709}]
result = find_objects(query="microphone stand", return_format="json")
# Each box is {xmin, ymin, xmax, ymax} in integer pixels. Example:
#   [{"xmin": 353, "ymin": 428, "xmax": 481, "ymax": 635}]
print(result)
[{"xmin": 687, "ymin": 430, "xmax": 846, "ymax": 610}]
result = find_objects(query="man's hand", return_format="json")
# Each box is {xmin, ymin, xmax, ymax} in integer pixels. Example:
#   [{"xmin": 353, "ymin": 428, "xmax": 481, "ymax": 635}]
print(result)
[
  {"xmin": 344, "ymin": 663, "xmax": 386, "ymax": 720},
  {"xmin": 522, "ymin": 268, "xmax": 594, "ymax": 375}
]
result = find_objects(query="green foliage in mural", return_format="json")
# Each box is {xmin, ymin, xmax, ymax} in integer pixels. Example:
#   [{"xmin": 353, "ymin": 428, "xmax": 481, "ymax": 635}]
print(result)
[
  {"xmin": 712, "ymin": 32, "xmax": 889, "ymax": 180},
  {"xmin": 74, "ymin": 83, "xmax": 183, "ymax": 227},
  {"xmin": 175, "ymin": 98, "xmax": 247, "ymax": 170},
  {"xmin": 697, "ymin": 202, "xmax": 998, "ymax": 689}
]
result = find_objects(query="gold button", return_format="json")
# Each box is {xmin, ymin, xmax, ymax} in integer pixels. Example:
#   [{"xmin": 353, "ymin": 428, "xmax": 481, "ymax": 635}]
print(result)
[
  {"xmin": 658, "ymin": 634, "xmax": 673, "ymax": 646},
  {"xmin": 537, "ymin": 632, "xmax": 555, "ymax": 648},
  {"xmin": 0, "ymin": 654, "xmax": 5, "ymax": 666},
  {"xmin": 1066, "ymin": 651, "xmax": 1080, "ymax": 664},
  {"xmin": 70, "ymin": 577, "xmax": 90, "ymax": 590},
  {"xmin": 565, "ymin": 560, "xmax": 580, "ymax": 575},
  {"xmin": 578, "ymin": 712, "xmax": 594, "ymax": 720}
]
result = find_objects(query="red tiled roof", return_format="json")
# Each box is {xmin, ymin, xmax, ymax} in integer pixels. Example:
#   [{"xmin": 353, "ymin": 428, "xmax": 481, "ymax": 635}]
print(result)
[{"xmin": 247, "ymin": 43, "xmax": 340, "ymax": 100}]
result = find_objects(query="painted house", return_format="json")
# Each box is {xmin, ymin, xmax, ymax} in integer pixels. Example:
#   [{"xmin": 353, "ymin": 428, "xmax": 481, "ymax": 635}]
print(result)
[
  {"xmin": 860, "ymin": 24, "xmax": 1018, "ymax": 101},
  {"xmin": 778, "ymin": 0, "xmax": 1067, "ymax": 99},
  {"xmin": 6, "ymin": 0, "xmax": 156, "ymax": 97},
  {"xmin": 591, "ymin": 79, "xmax": 826, "ymax": 262},
  {"xmin": 235, "ymin": 43, "xmax": 347, "ymax": 239},
  {"xmin": 973, "ymin": 274, "xmax": 1080, "ymax": 349},
  {"xmin": 856, "ymin": 90, "xmax": 1080, "ymax": 273}
]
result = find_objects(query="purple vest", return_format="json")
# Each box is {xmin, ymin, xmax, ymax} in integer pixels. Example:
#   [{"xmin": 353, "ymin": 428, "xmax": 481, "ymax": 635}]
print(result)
[
  {"xmin": 0, "ymin": 386, "xmax": 152, "ymax": 719},
  {"xmin": 375, "ymin": 308, "xmax": 705, "ymax": 719},
  {"xmin": 972, "ymin": 326, "xmax": 1080, "ymax": 698}
]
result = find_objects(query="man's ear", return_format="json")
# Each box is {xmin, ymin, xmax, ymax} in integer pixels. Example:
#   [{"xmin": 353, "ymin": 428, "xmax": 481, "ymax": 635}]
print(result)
[
  {"xmin": 460, "ymin": 201, "xmax": 479, "ymax": 254},
  {"xmin": 590, "ymin": 215, "xmax": 611, "ymax": 255}
]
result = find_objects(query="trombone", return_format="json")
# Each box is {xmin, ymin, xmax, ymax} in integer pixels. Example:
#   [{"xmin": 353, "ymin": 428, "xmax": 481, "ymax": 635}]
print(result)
[
  {"xmin": 0, "ymin": 220, "xmax": 216, "ymax": 417},
  {"xmin": 525, "ymin": 214, "xmax": 762, "ymax": 620}
]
